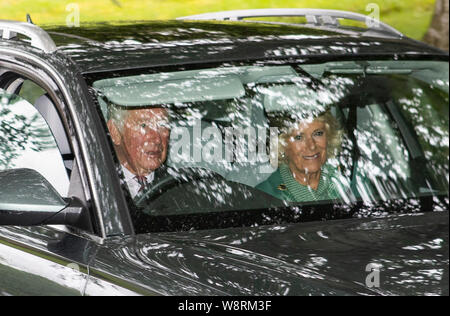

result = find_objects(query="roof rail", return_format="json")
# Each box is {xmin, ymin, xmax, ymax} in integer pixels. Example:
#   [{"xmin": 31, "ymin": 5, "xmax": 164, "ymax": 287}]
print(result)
[
  {"xmin": 177, "ymin": 8, "xmax": 404, "ymax": 38},
  {"xmin": 0, "ymin": 20, "xmax": 57, "ymax": 53}
]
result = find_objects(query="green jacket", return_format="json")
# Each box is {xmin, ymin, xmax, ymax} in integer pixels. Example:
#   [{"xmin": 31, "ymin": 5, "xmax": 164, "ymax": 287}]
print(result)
[{"xmin": 256, "ymin": 163, "xmax": 350, "ymax": 202}]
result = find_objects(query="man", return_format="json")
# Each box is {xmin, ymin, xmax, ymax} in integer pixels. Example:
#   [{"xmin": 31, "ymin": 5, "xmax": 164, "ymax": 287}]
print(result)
[{"xmin": 107, "ymin": 106, "xmax": 170, "ymax": 198}]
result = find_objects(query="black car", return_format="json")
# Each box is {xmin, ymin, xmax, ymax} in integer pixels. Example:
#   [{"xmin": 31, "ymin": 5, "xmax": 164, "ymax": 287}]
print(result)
[{"xmin": 0, "ymin": 9, "xmax": 448, "ymax": 296}]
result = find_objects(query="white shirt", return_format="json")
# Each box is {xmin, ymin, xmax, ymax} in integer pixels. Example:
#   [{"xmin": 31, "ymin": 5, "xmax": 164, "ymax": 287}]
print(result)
[{"xmin": 121, "ymin": 165, "xmax": 155, "ymax": 198}]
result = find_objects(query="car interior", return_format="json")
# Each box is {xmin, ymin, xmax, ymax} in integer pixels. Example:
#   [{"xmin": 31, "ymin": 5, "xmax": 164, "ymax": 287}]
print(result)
[{"xmin": 0, "ymin": 69, "xmax": 74, "ymax": 195}]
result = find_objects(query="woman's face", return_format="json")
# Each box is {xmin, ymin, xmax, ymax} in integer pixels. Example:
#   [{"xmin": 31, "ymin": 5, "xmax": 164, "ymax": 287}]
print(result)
[{"xmin": 284, "ymin": 119, "xmax": 328, "ymax": 175}]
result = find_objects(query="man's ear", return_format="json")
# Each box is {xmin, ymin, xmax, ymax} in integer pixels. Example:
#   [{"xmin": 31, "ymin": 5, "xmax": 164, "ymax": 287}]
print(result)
[{"xmin": 107, "ymin": 119, "xmax": 122, "ymax": 146}]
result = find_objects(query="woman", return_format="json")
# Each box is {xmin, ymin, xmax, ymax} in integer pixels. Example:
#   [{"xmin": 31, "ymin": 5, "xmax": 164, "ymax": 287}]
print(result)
[{"xmin": 257, "ymin": 109, "xmax": 350, "ymax": 202}]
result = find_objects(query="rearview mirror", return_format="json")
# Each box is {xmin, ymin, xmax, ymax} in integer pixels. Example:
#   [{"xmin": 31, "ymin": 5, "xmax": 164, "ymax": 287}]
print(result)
[{"xmin": 0, "ymin": 168, "xmax": 91, "ymax": 230}]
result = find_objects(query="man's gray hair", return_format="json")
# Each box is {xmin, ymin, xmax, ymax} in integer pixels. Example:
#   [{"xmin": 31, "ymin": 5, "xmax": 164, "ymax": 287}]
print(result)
[{"xmin": 108, "ymin": 103, "xmax": 130, "ymax": 131}]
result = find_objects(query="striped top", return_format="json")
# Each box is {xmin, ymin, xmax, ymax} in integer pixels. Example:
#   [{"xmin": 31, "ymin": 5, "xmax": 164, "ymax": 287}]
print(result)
[
  {"xmin": 279, "ymin": 163, "xmax": 341, "ymax": 202},
  {"xmin": 256, "ymin": 163, "xmax": 346, "ymax": 202}
]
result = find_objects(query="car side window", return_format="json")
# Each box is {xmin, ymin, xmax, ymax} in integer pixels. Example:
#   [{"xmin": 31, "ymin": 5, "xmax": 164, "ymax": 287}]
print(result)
[
  {"xmin": 17, "ymin": 79, "xmax": 46, "ymax": 104},
  {"xmin": 0, "ymin": 85, "xmax": 70, "ymax": 196}
]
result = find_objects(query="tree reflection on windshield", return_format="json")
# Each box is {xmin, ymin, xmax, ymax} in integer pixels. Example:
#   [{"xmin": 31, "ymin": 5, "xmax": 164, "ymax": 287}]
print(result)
[
  {"xmin": 91, "ymin": 61, "xmax": 449, "ymax": 233},
  {"xmin": 0, "ymin": 95, "xmax": 54, "ymax": 168}
]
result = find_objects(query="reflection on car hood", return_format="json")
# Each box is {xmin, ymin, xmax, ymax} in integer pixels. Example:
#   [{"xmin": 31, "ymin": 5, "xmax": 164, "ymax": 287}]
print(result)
[{"xmin": 136, "ymin": 211, "xmax": 448, "ymax": 295}]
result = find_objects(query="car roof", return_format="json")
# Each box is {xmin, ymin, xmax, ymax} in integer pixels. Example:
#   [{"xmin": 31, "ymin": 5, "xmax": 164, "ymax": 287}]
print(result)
[{"xmin": 2, "ymin": 19, "xmax": 448, "ymax": 74}]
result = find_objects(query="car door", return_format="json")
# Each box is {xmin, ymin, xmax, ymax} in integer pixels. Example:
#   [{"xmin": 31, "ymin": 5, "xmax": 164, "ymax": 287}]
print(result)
[{"xmin": 0, "ymin": 69, "xmax": 98, "ymax": 296}]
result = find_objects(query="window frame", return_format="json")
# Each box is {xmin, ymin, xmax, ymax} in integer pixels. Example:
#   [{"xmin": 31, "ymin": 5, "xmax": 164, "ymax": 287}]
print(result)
[{"xmin": 0, "ymin": 59, "xmax": 101, "ymax": 237}]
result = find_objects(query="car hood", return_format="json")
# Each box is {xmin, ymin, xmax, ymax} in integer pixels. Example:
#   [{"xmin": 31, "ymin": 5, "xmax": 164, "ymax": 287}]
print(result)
[{"xmin": 135, "ymin": 211, "xmax": 448, "ymax": 295}]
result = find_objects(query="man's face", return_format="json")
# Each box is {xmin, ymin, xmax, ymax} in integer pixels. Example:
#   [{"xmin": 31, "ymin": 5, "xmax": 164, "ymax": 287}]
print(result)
[{"xmin": 120, "ymin": 108, "xmax": 170, "ymax": 174}]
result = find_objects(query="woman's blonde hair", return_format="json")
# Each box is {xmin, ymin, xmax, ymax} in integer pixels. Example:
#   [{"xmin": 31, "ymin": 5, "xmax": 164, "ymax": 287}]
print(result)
[{"xmin": 273, "ymin": 110, "xmax": 343, "ymax": 166}]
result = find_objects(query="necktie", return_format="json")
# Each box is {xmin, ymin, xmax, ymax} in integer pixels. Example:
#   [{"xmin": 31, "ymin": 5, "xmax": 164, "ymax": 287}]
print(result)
[{"xmin": 135, "ymin": 175, "xmax": 148, "ymax": 193}]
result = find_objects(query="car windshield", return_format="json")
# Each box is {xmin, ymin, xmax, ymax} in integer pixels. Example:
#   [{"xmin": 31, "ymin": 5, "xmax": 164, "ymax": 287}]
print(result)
[{"xmin": 90, "ymin": 60, "xmax": 449, "ymax": 233}]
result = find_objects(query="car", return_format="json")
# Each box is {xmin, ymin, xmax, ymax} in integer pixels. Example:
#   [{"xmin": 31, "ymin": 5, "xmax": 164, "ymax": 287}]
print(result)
[{"xmin": 0, "ymin": 8, "xmax": 448, "ymax": 296}]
